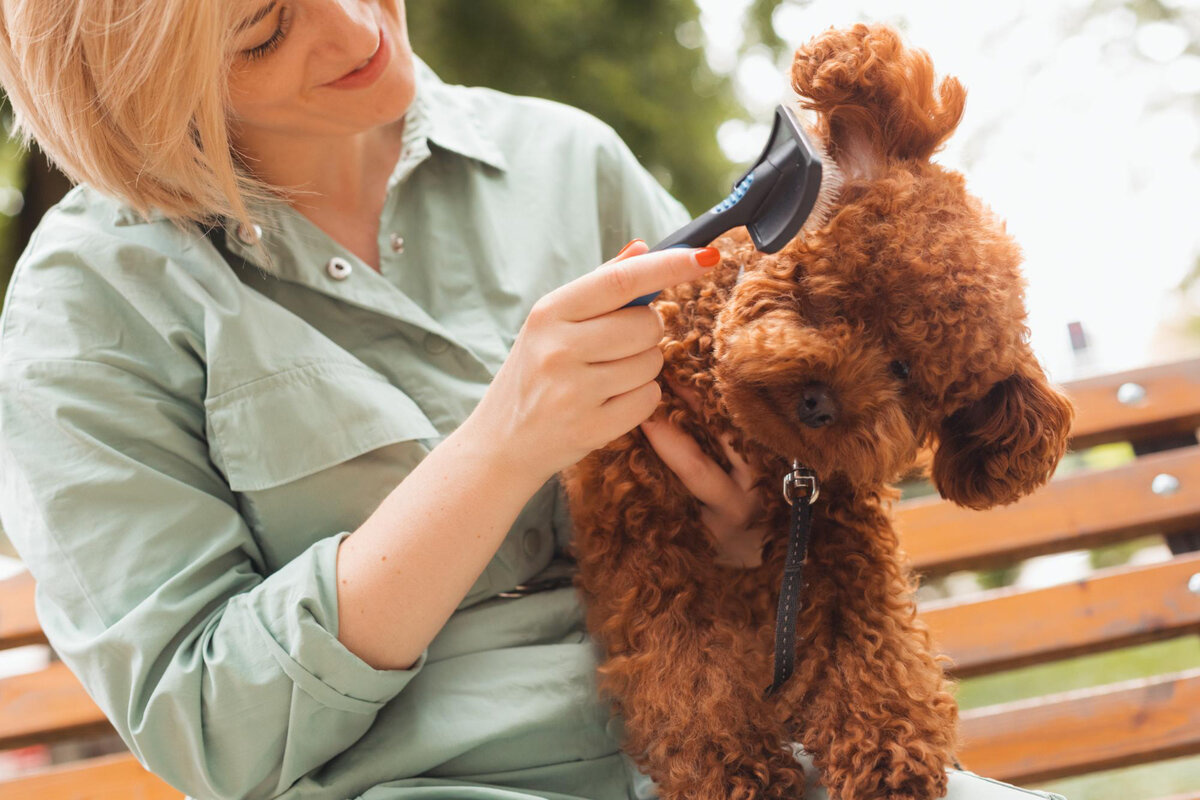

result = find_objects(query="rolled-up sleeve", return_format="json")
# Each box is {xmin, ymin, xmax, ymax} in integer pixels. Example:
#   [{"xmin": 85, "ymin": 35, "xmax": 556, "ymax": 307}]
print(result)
[{"xmin": 0, "ymin": 331, "xmax": 424, "ymax": 798}]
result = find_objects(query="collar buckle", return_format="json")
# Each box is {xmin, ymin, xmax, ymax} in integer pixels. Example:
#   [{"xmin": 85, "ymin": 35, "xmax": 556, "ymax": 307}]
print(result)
[{"xmin": 782, "ymin": 459, "xmax": 820, "ymax": 506}]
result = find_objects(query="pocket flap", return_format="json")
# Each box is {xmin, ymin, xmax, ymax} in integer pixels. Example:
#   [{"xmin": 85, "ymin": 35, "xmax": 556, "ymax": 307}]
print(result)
[{"xmin": 206, "ymin": 362, "xmax": 439, "ymax": 491}]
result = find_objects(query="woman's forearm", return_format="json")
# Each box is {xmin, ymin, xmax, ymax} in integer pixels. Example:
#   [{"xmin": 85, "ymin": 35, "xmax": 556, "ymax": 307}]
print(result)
[{"xmin": 334, "ymin": 415, "xmax": 552, "ymax": 670}]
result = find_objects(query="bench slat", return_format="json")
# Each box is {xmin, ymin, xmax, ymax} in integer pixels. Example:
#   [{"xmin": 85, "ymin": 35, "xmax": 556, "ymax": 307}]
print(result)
[
  {"xmin": 959, "ymin": 668, "xmax": 1200, "ymax": 784},
  {"xmin": 0, "ymin": 571, "xmax": 44, "ymax": 651},
  {"xmin": 898, "ymin": 444, "xmax": 1200, "ymax": 573},
  {"xmin": 1063, "ymin": 357, "xmax": 1200, "ymax": 450},
  {"xmin": 0, "ymin": 660, "xmax": 112, "ymax": 750},
  {"xmin": 921, "ymin": 552, "xmax": 1200, "ymax": 676},
  {"xmin": 0, "ymin": 751, "xmax": 181, "ymax": 800}
]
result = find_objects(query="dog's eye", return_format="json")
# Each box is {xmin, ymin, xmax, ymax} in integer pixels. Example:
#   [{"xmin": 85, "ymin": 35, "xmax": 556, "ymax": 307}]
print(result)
[{"xmin": 889, "ymin": 360, "xmax": 911, "ymax": 380}]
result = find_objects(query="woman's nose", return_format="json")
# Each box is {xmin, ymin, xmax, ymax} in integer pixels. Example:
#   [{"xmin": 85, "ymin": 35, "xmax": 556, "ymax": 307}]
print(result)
[
  {"xmin": 308, "ymin": 1, "xmax": 381, "ymax": 76},
  {"xmin": 313, "ymin": 1, "xmax": 379, "ymax": 51}
]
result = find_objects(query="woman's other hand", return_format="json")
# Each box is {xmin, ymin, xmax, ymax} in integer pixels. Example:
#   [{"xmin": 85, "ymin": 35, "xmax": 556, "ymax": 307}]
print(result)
[{"xmin": 639, "ymin": 374, "xmax": 768, "ymax": 569}]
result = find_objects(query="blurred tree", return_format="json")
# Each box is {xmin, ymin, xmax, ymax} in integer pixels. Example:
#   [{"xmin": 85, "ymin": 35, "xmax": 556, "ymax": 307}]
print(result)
[
  {"xmin": 406, "ymin": 0, "xmax": 743, "ymax": 216},
  {"xmin": 0, "ymin": 96, "xmax": 72, "ymax": 290}
]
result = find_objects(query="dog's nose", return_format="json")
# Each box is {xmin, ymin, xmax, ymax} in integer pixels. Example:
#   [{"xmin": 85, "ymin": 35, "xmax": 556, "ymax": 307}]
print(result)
[{"xmin": 798, "ymin": 382, "xmax": 838, "ymax": 428}]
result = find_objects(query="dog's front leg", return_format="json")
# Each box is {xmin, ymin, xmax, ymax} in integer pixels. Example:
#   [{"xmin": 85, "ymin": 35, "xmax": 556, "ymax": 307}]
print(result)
[
  {"xmin": 599, "ymin": 594, "xmax": 810, "ymax": 800},
  {"xmin": 575, "ymin": 538, "xmax": 810, "ymax": 800},
  {"xmin": 779, "ymin": 502, "xmax": 959, "ymax": 800}
]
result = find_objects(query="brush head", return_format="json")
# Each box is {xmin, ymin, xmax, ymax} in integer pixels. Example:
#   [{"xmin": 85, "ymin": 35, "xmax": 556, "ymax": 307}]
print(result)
[
  {"xmin": 743, "ymin": 104, "xmax": 843, "ymax": 252},
  {"xmin": 627, "ymin": 104, "xmax": 843, "ymax": 307}
]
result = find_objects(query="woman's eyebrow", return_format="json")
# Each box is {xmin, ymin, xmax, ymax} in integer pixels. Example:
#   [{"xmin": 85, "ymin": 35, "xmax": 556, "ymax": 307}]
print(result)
[{"xmin": 236, "ymin": 0, "xmax": 277, "ymax": 32}]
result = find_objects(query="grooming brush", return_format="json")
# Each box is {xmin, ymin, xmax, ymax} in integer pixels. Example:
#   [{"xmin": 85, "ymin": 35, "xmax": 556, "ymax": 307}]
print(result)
[{"xmin": 623, "ymin": 103, "xmax": 842, "ymax": 308}]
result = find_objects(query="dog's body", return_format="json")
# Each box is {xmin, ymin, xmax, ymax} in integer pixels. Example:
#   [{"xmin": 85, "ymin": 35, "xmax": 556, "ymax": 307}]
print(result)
[{"xmin": 560, "ymin": 23, "xmax": 1073, "ymax": 800}]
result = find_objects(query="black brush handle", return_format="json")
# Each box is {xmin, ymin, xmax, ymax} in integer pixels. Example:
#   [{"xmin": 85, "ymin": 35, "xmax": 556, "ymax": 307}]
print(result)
[{"xmin": 624, "ymin": 170, "xmax": 769, "ymax": 308}]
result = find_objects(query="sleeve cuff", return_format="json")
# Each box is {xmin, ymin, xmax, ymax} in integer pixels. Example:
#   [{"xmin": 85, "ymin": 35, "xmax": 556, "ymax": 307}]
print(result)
[{"xmin": 238, "ymin": 531, "xmax": 427, "ymax": 713}]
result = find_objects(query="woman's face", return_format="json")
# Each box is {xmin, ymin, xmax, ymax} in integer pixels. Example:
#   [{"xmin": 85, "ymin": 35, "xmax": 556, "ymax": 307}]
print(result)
[{"xmin": 227, "ymin": 0, "xmax": 414, "ymax": 147}]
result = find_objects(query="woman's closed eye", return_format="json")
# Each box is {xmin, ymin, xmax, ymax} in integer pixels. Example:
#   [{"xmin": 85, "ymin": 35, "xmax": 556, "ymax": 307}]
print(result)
[{"xmin": 241, "ymin": 3, "xmax": 291, "ymax": 61}]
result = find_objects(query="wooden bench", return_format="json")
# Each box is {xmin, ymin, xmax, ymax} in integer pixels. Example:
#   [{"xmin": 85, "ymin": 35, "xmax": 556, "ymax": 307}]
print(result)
[
  {"xmin": 1, "ymin": 358, "xmax": 1198, "ymax": 798},
  {"xmin": 901, "ymin": 357, "xmax": 1200, "ymax": 795}
]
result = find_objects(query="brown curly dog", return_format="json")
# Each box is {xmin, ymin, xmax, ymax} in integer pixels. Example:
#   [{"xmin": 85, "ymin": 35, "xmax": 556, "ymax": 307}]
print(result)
[{"xmin": 560, "ymin": 21, "xmax": 1075, "ymax": 800}]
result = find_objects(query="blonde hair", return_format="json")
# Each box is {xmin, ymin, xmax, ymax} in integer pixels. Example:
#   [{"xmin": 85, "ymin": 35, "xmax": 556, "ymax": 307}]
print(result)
[{"xmin": 0, "ymin": 0, "xmax": 292, "ymax": 246}]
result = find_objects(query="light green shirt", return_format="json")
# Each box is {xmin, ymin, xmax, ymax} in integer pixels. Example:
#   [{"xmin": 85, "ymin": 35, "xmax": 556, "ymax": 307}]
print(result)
[{"xmin": 0, "ymin": 57, "xmax": 689, "ymax": 800}]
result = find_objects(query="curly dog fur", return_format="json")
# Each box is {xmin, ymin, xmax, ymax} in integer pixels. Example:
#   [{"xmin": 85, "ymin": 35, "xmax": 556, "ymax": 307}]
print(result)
[{"xmin": 560, "ymin": 22, "xmax": 1074, "ymax": 800}]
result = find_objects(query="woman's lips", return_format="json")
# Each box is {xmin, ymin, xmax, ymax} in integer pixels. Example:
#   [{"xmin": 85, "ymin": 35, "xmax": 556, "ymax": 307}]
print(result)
[{"xmin": 322, "ymin": 25, "xmax": 392, "ymax": 90}]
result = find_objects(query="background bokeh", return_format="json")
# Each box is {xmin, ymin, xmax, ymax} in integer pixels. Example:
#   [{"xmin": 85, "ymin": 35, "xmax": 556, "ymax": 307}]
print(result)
[{"xmin": 0, "ymin": 1, "xmax": 1197, "ymax": 796}]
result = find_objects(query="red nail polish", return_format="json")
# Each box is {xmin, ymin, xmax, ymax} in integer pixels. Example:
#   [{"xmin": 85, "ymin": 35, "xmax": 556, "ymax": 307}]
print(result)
[{"xmin": 695, "ymin": 246, "xmax": 721, "ymax": 268}]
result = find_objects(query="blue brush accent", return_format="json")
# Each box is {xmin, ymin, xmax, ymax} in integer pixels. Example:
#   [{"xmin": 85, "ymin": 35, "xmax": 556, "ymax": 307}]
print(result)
[
  {"xmin": 626, "ymin": 174, "xmax": 755, "ymax": 306},
  {"xmin": 711, "ymin": 173, "xmax": 755, "ymax": 215}
]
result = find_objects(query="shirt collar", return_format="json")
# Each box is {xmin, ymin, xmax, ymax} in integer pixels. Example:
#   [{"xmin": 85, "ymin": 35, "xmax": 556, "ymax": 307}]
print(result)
[
  {"xmin": 113, "ymin": 53, "xmax": 506, "ymax": 227},
  {"xmin": 405, "ymin": 54, "xmax": 508, "ymax": 174}
]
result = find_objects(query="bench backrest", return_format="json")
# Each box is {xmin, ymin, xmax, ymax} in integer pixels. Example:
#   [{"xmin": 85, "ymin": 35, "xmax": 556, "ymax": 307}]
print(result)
[{"xmin": 897, "ymin": 357, "xmax": 1200, "ymax": 790}]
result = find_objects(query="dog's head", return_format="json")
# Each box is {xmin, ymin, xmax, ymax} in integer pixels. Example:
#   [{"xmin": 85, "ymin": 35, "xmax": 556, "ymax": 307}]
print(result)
[{"xmin": 710, "ymin": 23, "xmax": 1073, "ymax": 508}]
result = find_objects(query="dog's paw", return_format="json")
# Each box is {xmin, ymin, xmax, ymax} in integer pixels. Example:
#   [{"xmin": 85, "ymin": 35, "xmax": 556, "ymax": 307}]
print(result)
[
  {"xmin": 819, "ymin": 754, "xmax": 952, "ymax": 800},
  {"xmin": 886, "ymin": 761, "xmax": 951, "ymax": 800},
  {"xmin": 722, "ymin": 752, "xmax": 810, "ymax": 800}
]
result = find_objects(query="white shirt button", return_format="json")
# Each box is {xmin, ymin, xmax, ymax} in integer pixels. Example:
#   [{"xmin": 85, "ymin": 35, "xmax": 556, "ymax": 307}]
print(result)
[
  {"xmin": 326, "ymin": 257, "xmax": 353, "ymax": 280},
  {"xmin": 423, "ymin": 332, "xmax": 449, "ymax": 354},
  {"xmin": 236, "ymin": 223, "xmax": 262, "ymax": 245},
  {"xmin": 389, "ymin": 233, "xmax": 405, "ymax": 253}
]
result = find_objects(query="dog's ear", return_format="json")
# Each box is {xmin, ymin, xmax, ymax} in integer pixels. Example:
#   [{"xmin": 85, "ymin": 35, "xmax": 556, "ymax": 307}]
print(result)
[
  {"xmin": 931, "ymin": 370, "xmax": 1074, "ymax": 510},
  {"xmin": 790, "ymin": 22, "xmax": 965, "ymax": 172}
]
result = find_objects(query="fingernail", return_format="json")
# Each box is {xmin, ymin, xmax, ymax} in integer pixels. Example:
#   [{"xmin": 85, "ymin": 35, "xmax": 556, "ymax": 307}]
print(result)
[
  {"xmin": 695, "ymin": 246, "xmax": 721, "ymax": 268},
  {"xmin": 617, "ymin": 239, "xmax": 644, "ymax": 259}
]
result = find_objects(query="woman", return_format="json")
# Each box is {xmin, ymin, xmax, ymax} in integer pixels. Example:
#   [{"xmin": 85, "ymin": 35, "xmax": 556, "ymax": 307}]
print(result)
[
  {"xmin": 0, "ymin": 0, "xmax": 751, "ymax": 798},
  {"xmin": 0, "ymin": 2, "xmax": 1064, "ymax": 799}
]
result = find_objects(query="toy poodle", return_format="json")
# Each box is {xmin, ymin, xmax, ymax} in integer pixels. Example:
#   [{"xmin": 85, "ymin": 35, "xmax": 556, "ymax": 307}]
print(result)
[{"xmin": 561, "ymin": 21, "xmax": 1074, "ymax": 800}]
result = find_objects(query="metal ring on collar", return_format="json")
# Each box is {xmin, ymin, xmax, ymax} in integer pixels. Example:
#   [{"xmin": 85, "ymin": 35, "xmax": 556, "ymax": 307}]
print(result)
[{"xmin": 782, "ymin": 460, "xmax": 819, "ymax": 506}]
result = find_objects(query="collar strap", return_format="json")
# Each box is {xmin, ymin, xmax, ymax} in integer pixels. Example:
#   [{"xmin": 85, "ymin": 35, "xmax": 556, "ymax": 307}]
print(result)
[{"xmin": 765, "ymin": 460, "xmax": 819, "ymax": 697}]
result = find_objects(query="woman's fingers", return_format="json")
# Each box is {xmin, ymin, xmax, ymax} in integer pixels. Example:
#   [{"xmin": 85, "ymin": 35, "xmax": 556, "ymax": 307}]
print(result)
[
  {"xmin": 639, "ymin": 411, "xmax": 739, "ymax": 512},
  {"xmin": 552, "ymin": 245, "xmax": 720, "ymax": 323},
  {"xmin": 640, "ymin": 375, "xmax": 766, "ymax": 568},
  {"xmin": 661, "ymin": 373, "xmax": 756, "ymax": 493},
  {"xmin": 572, "ymin": 304, "xmax": 665, "ymax": 364}
]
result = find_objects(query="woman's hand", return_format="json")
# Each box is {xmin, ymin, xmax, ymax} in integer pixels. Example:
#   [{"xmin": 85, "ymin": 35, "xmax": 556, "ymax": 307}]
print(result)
[
  {"xmin": 467, "ymin": 239, "xmax": 720, "ymax": 483},
  {"xmin": 639, "ymin": 374, "xmax": 769, "ymax": 568}
]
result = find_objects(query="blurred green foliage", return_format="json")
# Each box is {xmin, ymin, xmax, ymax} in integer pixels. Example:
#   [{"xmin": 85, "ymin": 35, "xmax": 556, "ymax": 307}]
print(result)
[
  {"xmin": 406, "ymin": 0, "xmax": 745, "ymax": 217},
  {"xmin": 0, "ymin": 98, "xmax": 22, "ymax": 288}
]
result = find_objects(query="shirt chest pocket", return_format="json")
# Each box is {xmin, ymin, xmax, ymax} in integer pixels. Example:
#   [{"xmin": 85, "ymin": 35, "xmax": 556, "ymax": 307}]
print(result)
[{"xmin": 204, "ymin": 361, "xmax": 556, "ymax": 611}]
